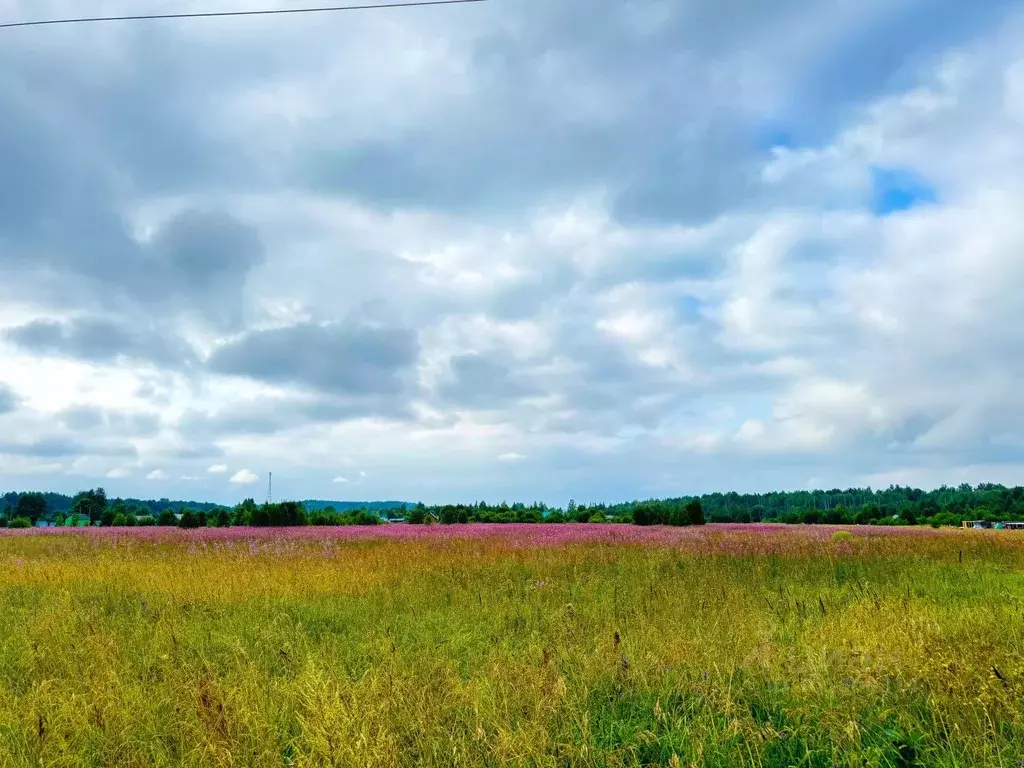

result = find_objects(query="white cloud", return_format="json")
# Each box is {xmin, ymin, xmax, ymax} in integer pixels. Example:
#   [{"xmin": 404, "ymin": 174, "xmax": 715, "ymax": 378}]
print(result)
[
  {"xmin": 230, "ymin": 469, "xmax": 259, "ymax": 485},
  {"xmin": 146, "ymin": 469, "xmax": 169, "ymax": 481},
  {"xmin": 1, "ymin": 3, "xmax": 1023, "ymax": 503}
]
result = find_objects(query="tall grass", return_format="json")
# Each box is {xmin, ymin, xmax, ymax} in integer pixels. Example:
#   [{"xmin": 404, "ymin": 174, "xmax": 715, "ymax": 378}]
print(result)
[{"xmin": 0, "ymin": 525, "xmax": 1021, "ymax": 767}]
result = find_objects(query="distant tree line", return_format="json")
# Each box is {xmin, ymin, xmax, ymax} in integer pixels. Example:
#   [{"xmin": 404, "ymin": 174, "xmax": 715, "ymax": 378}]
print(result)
[
  {"xmin": 0, "ymin": 490, "xmax": 388, "ymax": 529},
  {"xmin": 675, "ymin": 483, "xmax": 1024, "ymax": 528},
  {"xmin": 399, "ymin": 484, "xmax": 1024, "ymax": 528},
  {"xmin": 2, "ymin": 483, "xmax": 1023, "ymax": 529},
  {"xmin": 1, "ymin": 490, "xmax": 225, "ymax": 519}
]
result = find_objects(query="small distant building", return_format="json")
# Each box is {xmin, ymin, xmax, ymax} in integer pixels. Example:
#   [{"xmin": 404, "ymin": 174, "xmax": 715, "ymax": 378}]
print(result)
[
  {"xmin": 962, "ymin": 520, "xmax": 992, "ymax": 529},
  {"xmin": 1000, "ymin": 522, "xmax": 1024, "ymax": 531}
]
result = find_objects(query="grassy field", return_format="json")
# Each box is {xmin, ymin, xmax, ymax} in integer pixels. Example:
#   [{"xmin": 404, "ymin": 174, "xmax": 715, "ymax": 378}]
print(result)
[{"xmin": 0, "ymin": 524, "xmax": 1022, "ymax": 767}]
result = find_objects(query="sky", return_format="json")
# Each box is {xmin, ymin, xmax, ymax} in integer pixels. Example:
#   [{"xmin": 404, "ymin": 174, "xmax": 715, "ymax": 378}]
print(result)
[{"xmin": 1, "ymin": 0, "xmax": 1024, "ymax": 506}]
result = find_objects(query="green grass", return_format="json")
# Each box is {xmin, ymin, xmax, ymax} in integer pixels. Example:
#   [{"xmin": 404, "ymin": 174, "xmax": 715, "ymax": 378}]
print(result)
[{"xmin": 0, "ymin": 528, "xmax": 1022, "ymax": 766}]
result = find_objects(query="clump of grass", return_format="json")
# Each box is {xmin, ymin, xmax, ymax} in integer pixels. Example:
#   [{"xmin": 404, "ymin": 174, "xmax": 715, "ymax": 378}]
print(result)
[{"xmin": 0, "ymin": 526, "xmax": 1021, "ymax": 766}]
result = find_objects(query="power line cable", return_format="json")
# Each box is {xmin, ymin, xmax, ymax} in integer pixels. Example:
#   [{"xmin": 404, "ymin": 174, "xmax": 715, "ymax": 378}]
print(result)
[{"xmin": 0, "ymin": 0, "xmax": 485, "ymax": 30}]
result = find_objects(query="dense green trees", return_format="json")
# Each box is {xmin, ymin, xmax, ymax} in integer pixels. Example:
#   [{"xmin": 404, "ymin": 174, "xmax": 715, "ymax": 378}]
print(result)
[
  {"xmin": 309, "ymin": 507, "xmax": 380, "ymax": 526},
  {"xmin": 407, "ymin": 503, "xmax": 428, "ymax": 525},
  {"xmin": 631, "ymin": 499, "xmax": 705, "ymax": 526},
  {"xmin": 2, "ymin": 483, "xmax": 1023, "ymax": 530},
  {"xmin": 611, "ymin": 484, "xmax": 1024, "ymax": 528},
  {"xmin": 71, "ymin": 488, "xmax": 107, "ymax": 526},
  {"xmin": 15, "ymin": 492, "xmax": 46, "ymax": 524}
]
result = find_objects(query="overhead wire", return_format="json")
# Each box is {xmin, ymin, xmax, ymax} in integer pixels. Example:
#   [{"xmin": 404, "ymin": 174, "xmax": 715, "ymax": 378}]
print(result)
[{"xmin": 0, "ymin": 0, "xmax": 486, "ymax": 30}]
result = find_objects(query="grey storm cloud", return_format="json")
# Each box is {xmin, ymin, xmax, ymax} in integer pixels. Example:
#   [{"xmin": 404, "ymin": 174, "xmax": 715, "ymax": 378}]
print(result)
[
  {"xmin": 142, "ymin": 210, "xmax": 266, "ymax": 328},
  {"xmin": 56, "ymin": 406, "xmax": 162, "ymax": 438},
  {"xmin": 439, "ymin": 354, "xmax": 539, "ymax": 409},
  {"xmin": 179, "ymin": 394, "xmax": 413, "ymax": 439},
  {"xmin": 299, "ymin": 3, "xmax": 771, "ymax": 224},
  {"xmin": 0, "ymin": 437, "xmax": 84, "ymax": 459},
  {"xmin": 2, "ymin": 0, "xmax": 1011, "ymax": 244},
  {"xmin": 5, "ymin": 317, "xmax": 196, "ymax": 368},
  {"xmin": 206, "ymin": 322, "xmax": 420, "ymax": 396},
  {"xmin": 0, "ymin": 63, "xmax": 262, "ymax": 325},
  {"xmin": 297, "ymin": 0, "xmax": 1019, "ymax": 224},
  {"xmin": 162, "ymin": 443, "xmax": 227, "ymax": 461},
  {"xmin": 0, "ymin": 384, "xmax": 17, "ymax": 415},
  {"xmin": 0, "ymin": 205, "xmax": 263, "ymax": 330},
  {"xmin": 0, "ymin": 436, "xmax": 137, "ymax": 459}
]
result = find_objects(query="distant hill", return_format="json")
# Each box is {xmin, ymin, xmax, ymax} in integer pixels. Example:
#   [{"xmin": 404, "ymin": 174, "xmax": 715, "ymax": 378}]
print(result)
[{"xmin": 302, "ymin": 500, "xmax": 410, "ymax": 514}]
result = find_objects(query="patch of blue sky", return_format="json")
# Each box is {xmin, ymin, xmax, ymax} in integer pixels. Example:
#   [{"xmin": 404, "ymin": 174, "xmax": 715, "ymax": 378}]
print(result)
[
  {"xmin": 676, "ymin": 295, "xmax": 705, "ymax": 323},
  {"xmin": 754, "ymin": 121, "xmax": 797, "ymax": 152},
  {"xmin": 870, "ymin": 166, "xmax": 938, "ymax": 215}
]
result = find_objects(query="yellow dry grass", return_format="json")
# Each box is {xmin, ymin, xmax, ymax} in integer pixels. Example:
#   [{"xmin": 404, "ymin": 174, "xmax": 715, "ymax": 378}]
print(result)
[{"xmin": 0, "ymin": 527, "xmax": 1022, "ymax": 767}]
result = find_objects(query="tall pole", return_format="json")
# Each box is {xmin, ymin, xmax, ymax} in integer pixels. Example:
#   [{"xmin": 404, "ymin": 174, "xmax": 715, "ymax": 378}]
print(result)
[{"xmin": 267, "ymin": 472, "xmax": 273, "ymax": 505}]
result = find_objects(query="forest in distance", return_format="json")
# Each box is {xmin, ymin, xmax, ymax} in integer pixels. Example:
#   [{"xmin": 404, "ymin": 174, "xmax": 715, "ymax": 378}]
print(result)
[{"xmin": 2, "ymin": 482, "xmax": 1023, "ymax": 529}]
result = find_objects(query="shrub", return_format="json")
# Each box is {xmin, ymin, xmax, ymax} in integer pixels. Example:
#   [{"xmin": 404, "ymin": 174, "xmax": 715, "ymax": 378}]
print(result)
[
  {"xmin": 9, "ymin": 517, "xmax": 32, "ymax": 529},
  {"xmin": 407, "ymin": 507, "xmax": 427, "ymax": 525},
  {"xmin": 250, "ymin": 507, "xmax": 272, "ymax": 527},
  {"xmin": 439, "ymin": 507, "xmax": 469, "ymax": 525},
  {"xmin": 685, "ymin": 500, "xmax": 705, "ymax": 526},
  {"xmin": 668, "ymin": 505, "xmax": 690, "ymax": 527},
  {"xmin": 349, "ymin": 509, "xmax": 381, "ymax": 526},
  {"xmin": 308, "ymin": 511, "xmax": 339, "ymax": 526},
  {"xmin": 518, "ymin": 508, "xmax": 544, "ymax": 523},
  {"xmin": 632, "ymin": 503, "xmax": 656, "ymax": 526}
]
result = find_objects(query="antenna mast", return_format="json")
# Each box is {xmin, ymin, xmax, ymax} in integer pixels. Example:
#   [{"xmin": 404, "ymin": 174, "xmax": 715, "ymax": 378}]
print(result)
[{"xmin": 266, "ymin": 472, "xmax": 273, "ymax": 504}]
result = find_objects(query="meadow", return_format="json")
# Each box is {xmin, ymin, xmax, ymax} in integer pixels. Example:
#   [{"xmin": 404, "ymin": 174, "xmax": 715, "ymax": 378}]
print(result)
[{"xmin": 0, "ymin": 524, "xmax": 1022, "ymax": 767}]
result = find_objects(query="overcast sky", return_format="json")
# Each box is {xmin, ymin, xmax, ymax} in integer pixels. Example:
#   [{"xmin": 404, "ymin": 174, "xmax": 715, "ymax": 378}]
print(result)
[{"xmin": 1, "ymin": 0, "xmax": 1023, "ymax": 505}]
